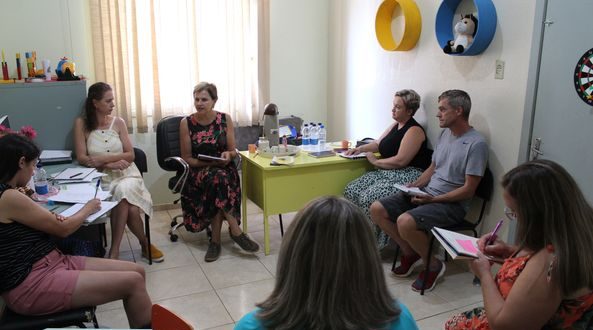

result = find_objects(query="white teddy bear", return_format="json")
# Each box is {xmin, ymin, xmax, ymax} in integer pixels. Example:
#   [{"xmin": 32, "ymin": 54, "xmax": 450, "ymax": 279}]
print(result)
[{"xmin": 444, "ymin": 14, "xmax": 478, "ymax": 54}]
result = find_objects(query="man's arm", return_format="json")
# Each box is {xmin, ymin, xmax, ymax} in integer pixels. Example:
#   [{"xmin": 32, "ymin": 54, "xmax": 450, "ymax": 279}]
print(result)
[
  {"xmin": 409, "ymin": 162, "xmax": 435, "ymax": 188},
  {"xmin": 411, "ymin": 174, "xmax": 482, "ymax": 204}
]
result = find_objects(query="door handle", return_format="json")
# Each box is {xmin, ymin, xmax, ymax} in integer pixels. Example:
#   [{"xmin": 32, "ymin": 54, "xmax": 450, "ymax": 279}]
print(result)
[{"xmin": 531, "ymin": 138, "xmax": 543, "ymax": 160}]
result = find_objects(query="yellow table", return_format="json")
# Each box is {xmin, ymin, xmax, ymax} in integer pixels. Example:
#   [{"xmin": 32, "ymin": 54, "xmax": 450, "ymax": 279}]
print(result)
[{"xmin": 240, "ymin": 150, "xmax": 374, "ymax": 254}]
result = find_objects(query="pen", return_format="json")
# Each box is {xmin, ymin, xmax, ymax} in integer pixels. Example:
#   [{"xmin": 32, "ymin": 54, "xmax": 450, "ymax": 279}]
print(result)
[
  {"xmin": 69, "ymin": 172, "xmax": 82, "ymax": 179},
  {"xmin": 93, "ymin": 178, "xmax": 101, "ymax": 199},
  {"xmin": 486, "ymin": 219, "xmax": 504, "ymax": 246},
  {"xmin": 49, "ymin": 205, "xmax": 60, "ymax": 212}
]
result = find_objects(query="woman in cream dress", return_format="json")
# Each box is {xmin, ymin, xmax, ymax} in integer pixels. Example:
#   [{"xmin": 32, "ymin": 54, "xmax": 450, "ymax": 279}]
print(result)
[{"xmin": 73, "ymin": 82, "xmax": 164, "ymax": 262}]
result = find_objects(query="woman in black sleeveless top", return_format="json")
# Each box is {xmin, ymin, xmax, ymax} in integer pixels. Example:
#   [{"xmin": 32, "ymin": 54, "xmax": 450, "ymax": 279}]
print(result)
[
  {"xmin": 0, "ymin": 134, "xmax": 152, "ymax": 328},
  {"xmin": 344, "ymin": 89, "xmax": 431, "ymax": 250}
]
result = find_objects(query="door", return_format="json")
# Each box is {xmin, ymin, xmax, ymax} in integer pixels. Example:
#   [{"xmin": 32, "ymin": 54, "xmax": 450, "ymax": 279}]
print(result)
[{"xmin": 530, "ymin": 0, "xmax": 593, "ymax": 203}]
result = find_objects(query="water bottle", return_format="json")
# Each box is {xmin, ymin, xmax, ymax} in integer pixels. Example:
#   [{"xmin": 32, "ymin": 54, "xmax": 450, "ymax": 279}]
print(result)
[
  {"xmin": 34, "ymin": 163, "xmax": 49, "ymax": 195},
  {"xmin": 318, "ymin": 124, "xmax": 327, "ymax": 151},
  {"xmin": 301, "ymin": 123, "xmax": 310, "ymax": 148},
  {"xmin": 310, "ymin": 123, "xmax": 319, "ymax": 147}
]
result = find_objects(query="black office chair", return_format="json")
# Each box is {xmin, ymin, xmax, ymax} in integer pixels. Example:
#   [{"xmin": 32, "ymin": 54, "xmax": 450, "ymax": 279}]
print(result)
[
  {"xmin": 156, "ymin": 115, "xmax": 196, "ymax": 242},
  {"xmin": 0, "ymin": 305, "xmax": 99, "ymax": 329},
  {"xmin": 392, "ymin": 167, "xmax": 494, "ymax": 295}
]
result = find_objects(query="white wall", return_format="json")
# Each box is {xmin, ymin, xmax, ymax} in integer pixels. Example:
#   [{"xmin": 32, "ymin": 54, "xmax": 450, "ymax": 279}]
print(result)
[
  {"xmin": 270, "ymin": 0, "xmax": 329, "ymax": 126},
  {"xmin": 328, "ymin": 0, "xmax": 538, "ymax": 238}
]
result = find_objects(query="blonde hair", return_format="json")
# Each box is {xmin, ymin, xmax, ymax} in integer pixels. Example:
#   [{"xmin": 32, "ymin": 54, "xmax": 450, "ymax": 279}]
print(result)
[{"xmin": 193, "ymin": 82, "xmax": 218, "ymax": 101}]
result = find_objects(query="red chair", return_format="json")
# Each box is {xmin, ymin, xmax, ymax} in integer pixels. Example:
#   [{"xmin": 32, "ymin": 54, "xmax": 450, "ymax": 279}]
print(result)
[{"xmin": 152, "ymin": 304, "xmax": 193, "ymax": 330}]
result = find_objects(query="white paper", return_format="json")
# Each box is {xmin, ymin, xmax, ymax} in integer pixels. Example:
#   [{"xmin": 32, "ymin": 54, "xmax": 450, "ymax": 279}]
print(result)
[
  {"xmin": 53, "ymin": 171, "xmax": 107, "ymax": 184},
  {"xmin": 40, "ymin": 150, "xmax": 72, "ymax": 160},
  {"xmin": 394, "ymin": 184, "xmax": 430, "ymax": 197},
  {"xmin": 60, "ymin": 201, "xmax": 118, "ymax": 223},
  {"xmin": 197, "ymin": 154, "xmax": 225, "ymax": 161},
  {"xmin": 48, "ymin": 183, "xmax": 111, "ymax": 203},
  {"xmin": 52, "ymin": 167, "xmax": 96, "ymax": 181}
]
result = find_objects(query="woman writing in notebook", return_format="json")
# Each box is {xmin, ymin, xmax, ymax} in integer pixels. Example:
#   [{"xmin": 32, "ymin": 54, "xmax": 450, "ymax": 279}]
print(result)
[
  {"xmin": 0, "ymin": 134, "xmax": 152, "ymax": 328},
  {"xmin": 73, "ymin": 82, "xmax": 164, "ymax": 262},
  {"xmin": 446, "ymin": 159, "xmax": 593, "ymax": 329},
  {"xmin": 179, "ymin": 82, "xmax": 259, "ymax": 262},
  {"xmin": 343, "ymin": 89, "xmax": 431, "ymax": 250}
]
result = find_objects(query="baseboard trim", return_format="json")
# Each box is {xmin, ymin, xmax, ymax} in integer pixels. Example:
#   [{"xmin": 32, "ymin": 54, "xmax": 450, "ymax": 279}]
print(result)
[{"xmin": 153, "ymin": 203, "xmax": 181, "ymax": 211}]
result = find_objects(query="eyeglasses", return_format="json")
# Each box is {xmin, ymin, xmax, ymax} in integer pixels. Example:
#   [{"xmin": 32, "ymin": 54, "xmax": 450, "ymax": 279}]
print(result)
[{"xmin": 504, "ymin": 206, "xmax": 517, "ymax": 221}]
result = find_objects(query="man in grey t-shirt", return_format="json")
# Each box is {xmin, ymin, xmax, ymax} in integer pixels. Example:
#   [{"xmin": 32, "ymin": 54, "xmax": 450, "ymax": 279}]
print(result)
[{"xmin": 370, "ymin": 90, "xmax": 489, "ymax": 292}]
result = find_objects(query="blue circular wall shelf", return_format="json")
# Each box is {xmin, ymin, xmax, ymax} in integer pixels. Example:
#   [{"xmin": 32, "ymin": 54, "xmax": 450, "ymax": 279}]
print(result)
[{"xmin": 435, "ymin": 0, "xmax": 497, "ymax": 56}]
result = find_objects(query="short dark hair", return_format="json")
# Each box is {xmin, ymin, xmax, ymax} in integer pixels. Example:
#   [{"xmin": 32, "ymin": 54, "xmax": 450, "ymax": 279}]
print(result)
[
  {"xmin": 256, "ymin": 196, "xmax": 400, "ymax": 329},
  {"xmin": 193, "ymin": 82, "xmax": 218, "ymax": 102},
  {"xmin": 438, "ymin": 89, "xmax": 471, "ymax": 119},
  {"xmin": 0, "ymin": 134, "xmax": 40, "ymax": 183},
  {"xmin": 83, "ymin": 82, "xmax": 113, "ymax": 131},
  {"xmin": 502, "ymin": 159, "xmax": 593, "ymax": 295}
]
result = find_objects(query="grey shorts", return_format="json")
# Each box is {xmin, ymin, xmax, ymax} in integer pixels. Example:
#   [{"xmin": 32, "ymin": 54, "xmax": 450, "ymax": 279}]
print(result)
[{"xmin": 378, "ymin": 191, "xmax": 466, "ymax": 231}]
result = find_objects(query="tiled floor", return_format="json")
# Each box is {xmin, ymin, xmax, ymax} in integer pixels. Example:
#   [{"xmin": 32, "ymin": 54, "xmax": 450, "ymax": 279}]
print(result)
[{"xmin": 95, "ymin": 200, "xmax": 483, "ymax": 329}]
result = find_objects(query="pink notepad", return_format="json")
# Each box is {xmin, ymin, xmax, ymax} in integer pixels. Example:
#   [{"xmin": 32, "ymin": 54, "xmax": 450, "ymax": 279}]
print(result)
[{"xmin": 456, "ymin": 239, "xmax": 479, "ymax": 254}]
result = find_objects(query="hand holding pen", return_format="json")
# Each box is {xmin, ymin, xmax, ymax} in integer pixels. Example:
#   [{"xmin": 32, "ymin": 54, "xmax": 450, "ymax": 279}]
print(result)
[
  {"xmin": 477, "ymin": 219, "xmax": 514, "ymax": 259},
  {"xmin": 93, "ymin": 178, "xmax": 101, "ymax": 199},
  {"xmin": 486, "ymin": 219, "xmax": 504, "ymax": 246}
]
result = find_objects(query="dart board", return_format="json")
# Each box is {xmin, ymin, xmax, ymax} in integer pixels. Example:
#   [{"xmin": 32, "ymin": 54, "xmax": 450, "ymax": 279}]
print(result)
[{"xmin": 574, "ymin": 47, "xmax": 593, "ymax": 106}]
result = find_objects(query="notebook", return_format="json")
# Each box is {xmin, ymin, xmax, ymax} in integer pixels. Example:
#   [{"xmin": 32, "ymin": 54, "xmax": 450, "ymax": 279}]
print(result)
[
  {"xmin": 394, "ymin": 184, "xmax": 430, "ymax": 197},
  {"xmin": 338, "ymin": 152, "xmax": 367, "ymax": 159},
  {"xmin": 307, "ymin": 151, "xmax": 336, "ymax": 158},
  {"xmin": 431, "ymin": 227, "xmax": 504, "ymax": 263},
  {"xmin": 197, "ymin": 154, "xmax": 225, "ymax": 162}
]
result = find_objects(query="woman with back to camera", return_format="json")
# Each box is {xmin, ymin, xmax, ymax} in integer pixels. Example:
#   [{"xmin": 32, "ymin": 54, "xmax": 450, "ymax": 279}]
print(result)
[
  {"xmin": 73, "ymin": 82, "xmax": 164, "ymax": 262},
  {"xmin": 446, "ymin": 159, "xmax": 593, "ymax": 329},
  {"xmin": 344, "ymin": 89, "xmax": 431, "ymax": 250},
  {"xmin": 0, "ymin": 134, "xmax": 152, "ymax": 329},
  {"xmin": 235, "ymin": 196, "xmax": 418, "ymax": 330},
  {"xmin": 180, "ymin": 82, "xmax": 259, "ymax": 262}
]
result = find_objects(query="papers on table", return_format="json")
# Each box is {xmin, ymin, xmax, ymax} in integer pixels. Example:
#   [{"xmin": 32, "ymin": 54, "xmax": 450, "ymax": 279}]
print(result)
[
  {"xmin": 59, "ymin": 201, "xmax": 118, "ymax": 224},
  {"xmin": 338, "ymin": 152, "xmax": 367, "ymax": 159},
  {"xmin": 271, "ymin": 155, "xmax": 294, "ymax": 166},
  {"xmin": 40, "ymin": 150, "xmax": 72, "ymax": 164},
  {"xmin": 394, "ymin": 184, "xmax": 430, "ymax": 197},
  {"xmin": 48, "ymin": 183, "xmax": 111, "ymax": 203},
  {"xmin": 52, "ymin": 171, "xmax": 106, "ymax": 184},
  {"xmin": 52, "ymin": 167, "xmax": 96, "ymax": 181}
]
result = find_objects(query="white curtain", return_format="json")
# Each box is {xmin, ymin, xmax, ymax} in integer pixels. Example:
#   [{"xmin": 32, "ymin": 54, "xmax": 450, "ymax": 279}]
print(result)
[{"xmin": 90, "ymin": 0, "xmax": 269, "ymax": 132}]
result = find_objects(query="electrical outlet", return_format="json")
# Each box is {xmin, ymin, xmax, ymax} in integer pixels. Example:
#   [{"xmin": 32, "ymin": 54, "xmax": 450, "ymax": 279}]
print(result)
[{"xmin": 495, "ymin": 60, "xmax": 505, "ymax": 79}]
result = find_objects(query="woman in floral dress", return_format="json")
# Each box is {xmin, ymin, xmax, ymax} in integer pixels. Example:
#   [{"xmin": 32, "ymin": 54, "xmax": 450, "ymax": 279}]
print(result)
[{"xmin": 179, "ymin": 82, "xmax": 259, "ymax": 262}]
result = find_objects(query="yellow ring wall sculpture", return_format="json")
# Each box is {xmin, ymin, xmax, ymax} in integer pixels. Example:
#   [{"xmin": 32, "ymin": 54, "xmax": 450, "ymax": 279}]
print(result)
[{"xmin": 375, "ymin": 0, "xmax": 422, "ymax": 51}]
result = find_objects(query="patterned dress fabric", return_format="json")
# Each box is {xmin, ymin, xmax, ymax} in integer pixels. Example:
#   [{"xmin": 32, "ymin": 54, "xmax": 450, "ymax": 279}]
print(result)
[
  {"xmin": 445, "ymin": 254, "xmax": 593, "ymax": 329},
  {"xmin": 344, "ymin": 118, "xmax": 429, "ymax": 250},
  {"xmin": 344, "ymin": 167, "xmax": 422, "ymax": 249},
  {"xmin": 181, "ymin": 112, "xmax": 241, "ymax": 232},
  {"xmin": 86, "ymin": 117, "xmax": 153, "ymax": 218}
]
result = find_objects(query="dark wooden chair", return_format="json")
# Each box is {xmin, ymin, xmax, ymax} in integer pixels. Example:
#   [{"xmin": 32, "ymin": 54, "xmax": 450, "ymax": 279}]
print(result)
[{"xmin": 392, "ymin": 167, "xmax": 494, "ymax": 295}]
